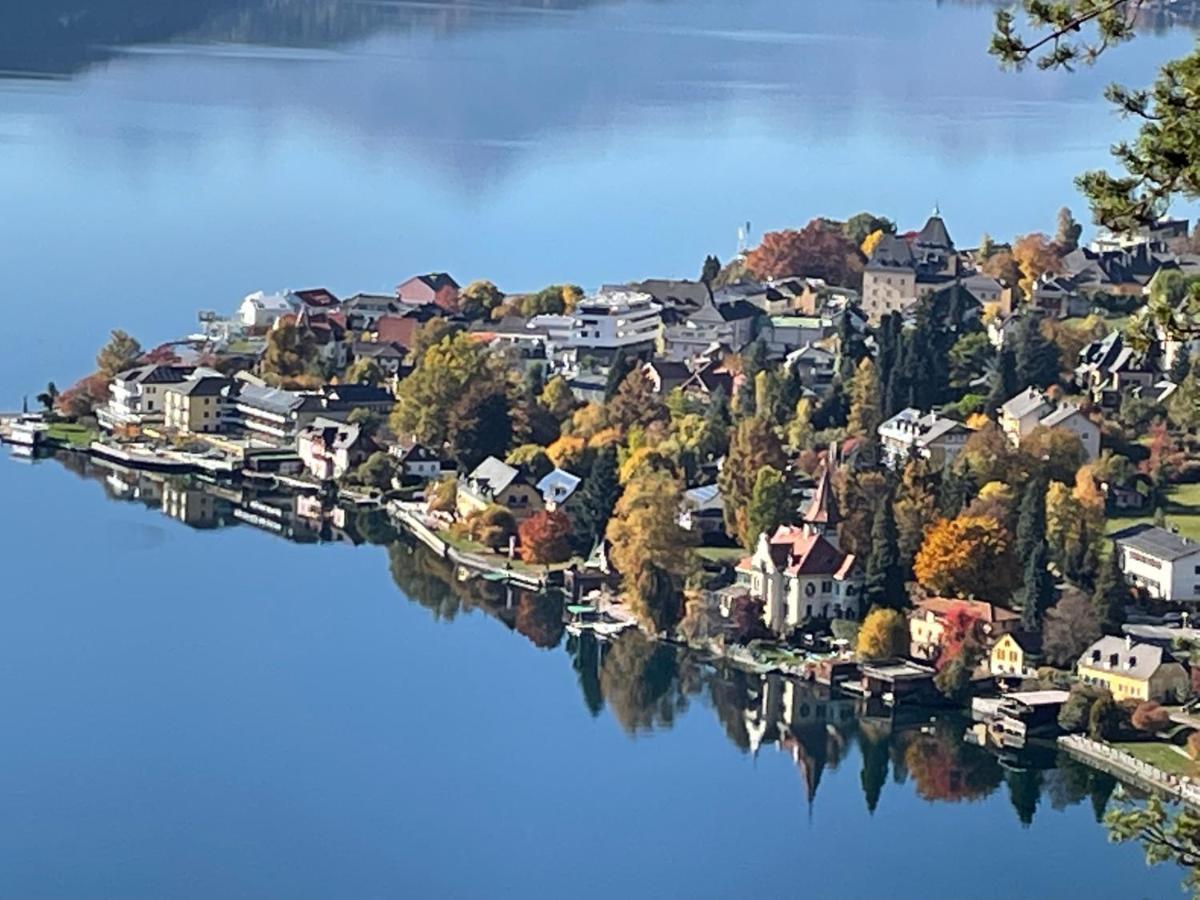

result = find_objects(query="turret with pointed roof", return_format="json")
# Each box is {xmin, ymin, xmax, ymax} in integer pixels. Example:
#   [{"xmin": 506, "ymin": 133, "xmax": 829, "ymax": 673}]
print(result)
[
  {"xmin": 916, "ymin": 208, "xmax": 954, "ymax": 252},
  {"xmin": 802, "ymin": 460, "xmax": 840, "ymax": 541}
]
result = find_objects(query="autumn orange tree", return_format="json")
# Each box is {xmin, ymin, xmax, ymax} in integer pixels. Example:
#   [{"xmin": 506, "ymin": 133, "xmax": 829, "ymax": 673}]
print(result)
[
  {"xmin": 1012, "ymin": 232, "xmax": 1064, "ymax": 297},
  {"xmin": 914, "ymin": 515, "xmax": 1019, "ymax": 602},
  {"xmin": 937, "ymin": 603, "xmax": 987, "ymax": 670},
  {"xmin": 903, "ymin": 726, "xmax": 1002, "ymax": 803},
  {"xmin": 745, "ymin": 219, "xmax": 865, "ymax": 288},
  {"xmin": 518, "ymin": 510, "xmax": 573, "ymax": 565}
]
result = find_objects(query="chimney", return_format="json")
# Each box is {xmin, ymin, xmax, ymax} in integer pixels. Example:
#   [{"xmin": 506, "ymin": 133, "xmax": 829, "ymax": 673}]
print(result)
[{"xmin": 1126, "ymin": 635, "xmax": 1133, "ymax": 652}]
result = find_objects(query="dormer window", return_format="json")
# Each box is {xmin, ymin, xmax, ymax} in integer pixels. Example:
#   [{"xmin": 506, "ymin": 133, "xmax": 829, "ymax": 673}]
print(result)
[{"xmin": 1109, "ymin": 653, "xmax": 1119, "ymax": 667}]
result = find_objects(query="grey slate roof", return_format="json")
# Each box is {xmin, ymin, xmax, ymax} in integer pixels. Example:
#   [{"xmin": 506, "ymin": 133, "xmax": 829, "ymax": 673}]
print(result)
[
  {"xmin": 1079, "ymin": 635, "xmax": 1176, "ymax": 681},
  {"xmin": 537, "ymin": 468, "xmax": 581, "ymax": 505},
  {"xmin": 717, "ymin": 299, "xmax": 763, "ymax": 322},
  {"xmin": 1001, "ymin": 387, "xmax": 1048, "ymax": 420},
  {"xmin": 684, "ymin": 483, "xmax": 722, "ymax": 507},
  {"xmin": 466, "ymin": 456, "xmax": 520, "ymax": 497},
  {"xmin": 1039, "ymin": 404, "xmax": 1085, "ymax": 428},
  {"xmin": 1113, "ymin": 524, "xmax": 1200, "ymax": 562},
  {"xmin": 236, "ymin": 382, "xmax": 307, "ymax": 415},
  {"xmin": 169, "ymin": 376, "xmax": 231, "ymax": 398},
  {"xmin": 866, "ymin": 234, "xmax": 915, "ymax": 269},
  {"xmin": 915, "ymin": 214, "xmax": 954, "ymax": 250},
  {"xmin": 115, "ymin": 364, "xmax": 194, "ymax": 385}
]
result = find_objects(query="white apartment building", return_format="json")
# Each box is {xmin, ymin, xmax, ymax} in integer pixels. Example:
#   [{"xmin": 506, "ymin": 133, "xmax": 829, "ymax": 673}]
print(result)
[
  {"xmin": 97, "ymin": 364, "xmax": 198, "ymax": 432},
  {"xmin": 532, "ymin": 290, "xmax": 662, "ymax": 360},
  {"xmin": 1113, "ymin": 525, "xmax": 1200, "ymax": 603}
]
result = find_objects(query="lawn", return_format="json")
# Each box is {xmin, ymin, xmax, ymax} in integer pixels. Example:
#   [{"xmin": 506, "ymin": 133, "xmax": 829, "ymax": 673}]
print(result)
[
  {"xmin": 695, "ymin": 546, "xmax": 747, "ymax": 565},
  {"xmin": 45, "ymin": 422, "xmax": 96, "ymax": 448},
  {"xmin": 1111, "ymin": 741, "xmax": 1198, "ymax": 777},
  {"xmin": 1107, "ymin": 483, "xmax": 1200, "ymax": 543}
]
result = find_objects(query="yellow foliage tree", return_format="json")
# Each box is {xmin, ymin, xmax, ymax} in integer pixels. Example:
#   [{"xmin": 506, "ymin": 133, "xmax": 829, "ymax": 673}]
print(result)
[
  {"xmin": 1012, "ymin": 232, "xmax": 1064, "ymax": 297},
  {"xmin": 856, "ymin": 608, "xmax": 909, "ymax": 660},
  {"xmin": 913, "ymin": 515, "xmax": 1019, "ymax": 601},
  {"xmin": 861, "ymin": 229, "xmax": 886, "ymax": 259},
  {"xmin": 606, "ymin": 470, "xmax": 695, "ymax": 632},
  {"xmin": 546, "ymin": 434, "xmax": 589, "ymax": 473}
]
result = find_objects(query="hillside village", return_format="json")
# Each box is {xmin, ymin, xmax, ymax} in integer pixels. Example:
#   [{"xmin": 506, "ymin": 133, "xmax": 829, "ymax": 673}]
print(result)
[{"xmin": 9, "ymin": 207, "xmax": 1200, "ymax": 770}]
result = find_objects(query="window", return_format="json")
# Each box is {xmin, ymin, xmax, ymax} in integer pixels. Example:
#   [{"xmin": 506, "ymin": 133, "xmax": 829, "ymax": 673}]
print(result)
[{"xmin": 821, "ymin": 580, "xmax": 832, "ymax": 593}]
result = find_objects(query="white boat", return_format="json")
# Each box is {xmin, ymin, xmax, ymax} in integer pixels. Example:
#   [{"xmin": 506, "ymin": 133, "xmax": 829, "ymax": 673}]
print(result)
[{"xmin": 9, "ymin": 417, "xmax": 48, "ymax": 448}]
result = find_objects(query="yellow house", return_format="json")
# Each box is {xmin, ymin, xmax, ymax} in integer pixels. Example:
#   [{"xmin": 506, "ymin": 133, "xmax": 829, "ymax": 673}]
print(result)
[
  {"xmin": 455, "ymin": 456, "xmax": 544, "ymax": 522},
  {"xmin": 990, "ymin": 631, "xmax": 1042, "ymax": 679},
  {"xmin": 1076, "ymin": 636, "xmax": 1190, "ymax": 703},
  {"xmin": 163, "ymin": 377, "xmax": 232, "ymax": 435}
]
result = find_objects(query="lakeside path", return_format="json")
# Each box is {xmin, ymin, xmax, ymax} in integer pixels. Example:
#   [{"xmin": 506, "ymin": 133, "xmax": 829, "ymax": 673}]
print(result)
[{"xmin": 1059, "ymin": 734, "xmax": 1200, "ymax": 810}]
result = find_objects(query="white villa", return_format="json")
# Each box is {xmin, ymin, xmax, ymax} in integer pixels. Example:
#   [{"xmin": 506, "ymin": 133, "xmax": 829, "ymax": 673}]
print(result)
[
  {"xmin": 238, "ymin": 291, "xmax": 294, "ymax": 328},
  {"xmin": 877, "ymin": 407, "xmax": 971, "ymax": 468},
  {"xmin": 999, "ymin": 387, "xmax": 1101, "ymax": 460},
  {"xmin": 737, "ymin": 465, "xmax": 863, "ymax": 633}
]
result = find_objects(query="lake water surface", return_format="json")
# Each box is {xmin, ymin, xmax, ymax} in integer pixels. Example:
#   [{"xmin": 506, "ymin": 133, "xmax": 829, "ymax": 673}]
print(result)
[
  {"xmin": 0, "ymin": 454, "xmax": 1187, "ymax": 898},
  {"xmin": 0, "ymin": 1, "xmax": 1196, "ymax": 896},
  {"xmin": 0, "ymin": 0, "xmax": 1197, "ymax": 394}
]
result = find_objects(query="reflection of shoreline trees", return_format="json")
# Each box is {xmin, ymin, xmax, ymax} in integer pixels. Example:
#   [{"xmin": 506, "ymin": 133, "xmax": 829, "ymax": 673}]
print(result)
[
  {"xmin": 0, "ymin": 0, "xmax": 622, "ymax": 78},
  {"xmin": 45, "ymin": 454, "xmax": 1180, "ymax": 874}
]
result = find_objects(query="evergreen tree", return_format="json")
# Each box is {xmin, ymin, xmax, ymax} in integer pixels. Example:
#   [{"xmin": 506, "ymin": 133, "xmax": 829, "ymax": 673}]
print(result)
[
  {"xmin": 984, "ymin": 347, "xmax": 1018, "ymax": 418},
  {"xmin": 570, "ymin": 444, "xmax": 620, "ymax": 552},
  {"xmin": 1015, "ymin": 478, "xmax": 1047, "ymax": 564},
  {"xmin": 754, "ymin": 369, "xmax": 788, "ymax": 430},
  {"xmin": 1013, "ymin": 315, "xmax": 1061, "ymax": 389},
  {"xmin": 745, "ymin": 466, "xmax": 790, "ymax": 549},
  {"xmin": 1021, "ymin": 541, "xmax": 1056, "ymax": 630},
  {"xmin": 702, "ymin": 385, "xmax": 732, "ymax": 460},
  {"xmin": 847, "ymin": 357, "xmax": 883, "ymax": 443},
  {"xmin": 604, "ymin": 349, "xmax": 632, "ymax": 400},
  {"xmin": 701, "ymin": 254, "xmax": 722, "ymax": 293},
  {"xmin": 1092, "ymin": 548, "xmax": 1129, "ymax": 631},
  {"xmin": 864, "ymin": 496, "xmax": 905, "ymax": 610},
  {"xmin": 1170, "ymin": 344, "xmax": 1192, "ymax": 384},
  {"xmin": 883, "ymin": 362, "xmax": 905, "ymax": 421},
  {"xmin": 938, "ymin": 462, "xmax": 974, "ymax": 518},
  {"xmin": 1055, "ymin": 206, "xmax": 1082, "ymax": 254},
  {"xmin": 836, "ymin": 312, "xmax": 869, "ymax": 384}
]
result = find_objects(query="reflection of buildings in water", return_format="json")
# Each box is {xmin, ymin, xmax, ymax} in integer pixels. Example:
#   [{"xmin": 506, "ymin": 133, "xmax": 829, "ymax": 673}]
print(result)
[
  {"xmin": 65, "ymin": 455, "xmax": 363, "ymax": 545},
  {"xmin": 161, "ymin": 482, "xmax": 235, "ymax": 528},
  {"xmin": 745, "ymin": 674, "xmax": 858, "ymax": 805},
  {"xmin": 101, "ymin": 467, "xmax": 164, "ymax": 504}
]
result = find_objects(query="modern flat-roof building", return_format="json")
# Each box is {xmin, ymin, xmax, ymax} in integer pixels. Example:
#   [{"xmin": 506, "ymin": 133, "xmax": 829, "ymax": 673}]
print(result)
[{"xmin": 532, "ymin": 290, "xmax": 662, "ymax": 361}]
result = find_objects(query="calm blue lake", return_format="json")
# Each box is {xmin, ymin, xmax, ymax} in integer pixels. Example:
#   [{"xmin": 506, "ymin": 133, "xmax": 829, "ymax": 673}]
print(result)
[
  {"xmin": 0, "ymin": 1, "xmax": 1194, "ymax": 896},
  {"xmin": 0, "ymin": 452, "xmax": 1183, "ymax": 898}
]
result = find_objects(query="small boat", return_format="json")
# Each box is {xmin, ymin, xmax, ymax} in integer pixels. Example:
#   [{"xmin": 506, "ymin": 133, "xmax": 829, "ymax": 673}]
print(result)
[{"xmin": 8, "ymin": 417, "xmax": 48, "ymax": 448}]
